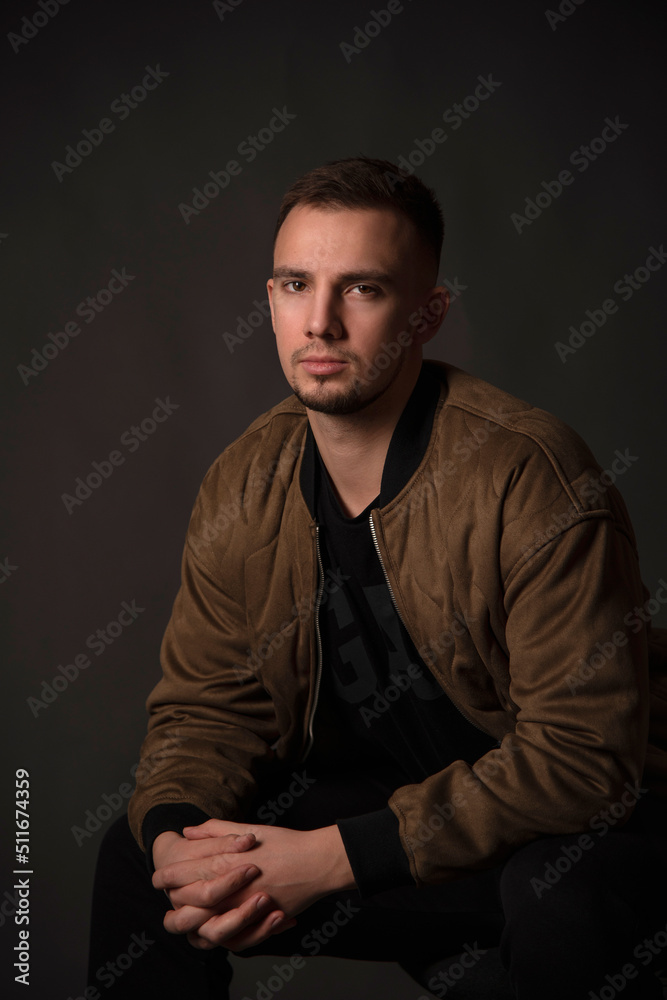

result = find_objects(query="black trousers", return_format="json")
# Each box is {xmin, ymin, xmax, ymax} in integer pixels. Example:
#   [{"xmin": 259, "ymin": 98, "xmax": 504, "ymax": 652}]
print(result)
[{"xmin": 87, "ymin": 767, "xmax": 667, "ymax": 999}]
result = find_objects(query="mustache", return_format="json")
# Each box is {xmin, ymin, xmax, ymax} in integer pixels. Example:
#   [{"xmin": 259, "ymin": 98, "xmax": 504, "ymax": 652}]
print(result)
[{"xmin": 291, "ymin": 347, "xmax": 359, "ymax": 364}]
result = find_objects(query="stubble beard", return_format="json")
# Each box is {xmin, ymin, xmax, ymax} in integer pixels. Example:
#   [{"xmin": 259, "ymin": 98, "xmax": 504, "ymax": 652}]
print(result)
[{"xmin": 289, "ymin": 350, "xmax": 406, "ymax": 415}]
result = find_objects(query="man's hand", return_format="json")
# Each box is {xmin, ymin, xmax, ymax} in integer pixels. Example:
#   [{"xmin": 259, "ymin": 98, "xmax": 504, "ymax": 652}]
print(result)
[
  {"xmin": 154, "ymin": 819, "xmax": 356, "ymax": 951},
  {"xmin": 152, "ymin": 828, "xmax": 295, "ymax": 951}
]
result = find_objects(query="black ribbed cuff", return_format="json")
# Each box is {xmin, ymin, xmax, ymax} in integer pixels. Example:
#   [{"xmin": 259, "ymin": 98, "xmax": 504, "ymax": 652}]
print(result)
[
  {"xmin": 337, "ymin": 806, "xmax": 414, "ymax": 897},
  {"xmin": 142, "ymin": 803, "xmax": 211, "ymax": 873}
]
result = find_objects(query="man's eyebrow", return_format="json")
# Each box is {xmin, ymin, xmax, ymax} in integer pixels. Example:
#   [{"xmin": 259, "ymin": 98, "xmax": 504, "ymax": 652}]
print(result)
[{"xmin": 272, "ymin": 266, "xmax": 396, "ymax": 285}]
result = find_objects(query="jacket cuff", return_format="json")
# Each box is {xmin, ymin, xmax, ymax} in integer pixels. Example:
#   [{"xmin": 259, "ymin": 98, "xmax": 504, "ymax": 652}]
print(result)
[
  {"xmin": 337, "ymin": 806, "xmax": 414, "ymax": 897},
  {"xmin": 142, "ymin": 803, "xmax": 211, "ymax": 873}
]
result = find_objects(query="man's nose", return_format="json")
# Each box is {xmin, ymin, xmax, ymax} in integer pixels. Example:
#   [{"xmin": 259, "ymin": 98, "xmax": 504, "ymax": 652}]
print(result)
[{"xmin": 305, "ymin": 290, "xmax": 343, "ymax": 338}]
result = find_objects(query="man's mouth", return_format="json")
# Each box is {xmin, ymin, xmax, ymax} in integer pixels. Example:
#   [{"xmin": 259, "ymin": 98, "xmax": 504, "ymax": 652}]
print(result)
[{"xmin": 298, "ymin": 357, "xmax": 349, "ymax": 375}]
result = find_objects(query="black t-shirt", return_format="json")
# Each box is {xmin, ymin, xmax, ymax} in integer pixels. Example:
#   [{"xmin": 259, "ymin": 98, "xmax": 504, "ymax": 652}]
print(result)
[{"xmin": 307, "ymin": 365, "xmax": 498, "ymax": 894}]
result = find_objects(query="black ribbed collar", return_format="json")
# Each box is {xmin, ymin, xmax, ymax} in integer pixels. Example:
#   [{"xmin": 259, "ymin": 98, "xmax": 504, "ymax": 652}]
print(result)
[{"xmin": 299, "ymin": 363, "xmax": 443, "ymax": 520}]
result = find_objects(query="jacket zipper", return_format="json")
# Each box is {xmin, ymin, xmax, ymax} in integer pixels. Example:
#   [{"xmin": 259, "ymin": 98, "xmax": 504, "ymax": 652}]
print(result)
[
  {"xmin": 303, "ymin": 524, "xmax": 325, "ymax": 759},
  {"xmin": 369, "ymin": 510, "xmax": 494, "ymax": 741},
  {"xmin": 369, "ymin": 511, "xmax": 410, "ymax": 630}
]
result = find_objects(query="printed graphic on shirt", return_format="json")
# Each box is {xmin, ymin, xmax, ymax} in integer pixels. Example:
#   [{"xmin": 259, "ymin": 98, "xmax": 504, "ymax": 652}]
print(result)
[{"xmin": 327, "ymin": 581, "xmax": 445, "ymax": 706}]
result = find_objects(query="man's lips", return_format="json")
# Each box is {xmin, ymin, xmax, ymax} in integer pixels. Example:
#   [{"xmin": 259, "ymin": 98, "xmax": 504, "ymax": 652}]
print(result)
[{"xmin": 299, "ymin": 358, "xmax": 349, "ymax": 375}]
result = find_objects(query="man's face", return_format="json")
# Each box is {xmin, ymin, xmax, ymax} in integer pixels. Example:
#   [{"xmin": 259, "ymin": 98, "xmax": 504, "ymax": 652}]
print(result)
[{"xmin": 267, "ymin": 204, "xmax": 445, "ymax": 415}]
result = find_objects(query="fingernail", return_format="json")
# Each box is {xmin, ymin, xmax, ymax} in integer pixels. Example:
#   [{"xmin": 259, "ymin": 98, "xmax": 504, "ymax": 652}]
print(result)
[
  {"xmin": 272, "ymin": 916, "xmax": 296, "ymax": 930},
  {"xmin": 256, "ymin": 895, "xmax": 269, "ymax": 910},
  {"xmin": 244, "ymin": 865, "xmax": 259, "ymax": 878}
]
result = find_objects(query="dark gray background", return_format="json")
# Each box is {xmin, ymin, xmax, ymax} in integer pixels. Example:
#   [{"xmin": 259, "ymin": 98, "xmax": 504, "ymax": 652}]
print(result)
[{"xmin": 1, "ymin": 0, "xmax": 665, "ymax": 997}]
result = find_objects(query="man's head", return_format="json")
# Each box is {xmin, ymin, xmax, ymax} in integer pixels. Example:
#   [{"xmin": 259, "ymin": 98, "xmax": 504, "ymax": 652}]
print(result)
[
  {"xmin": 273, "ymin": 157, "xmax": 444, "ymax": 282},
  {"xmin": 268, "ymin": 158, "xmax": 449, "ymax": 417}
]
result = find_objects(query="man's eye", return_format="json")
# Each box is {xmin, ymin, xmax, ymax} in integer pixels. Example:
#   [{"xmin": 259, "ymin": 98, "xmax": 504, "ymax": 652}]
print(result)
[
  {"xmin": 353, "ymin": 284, "xmax": 375, "ymax": 295},
  {"xmin": 285, "ymin": 280, "xmax": 306, "ymax": 292}
]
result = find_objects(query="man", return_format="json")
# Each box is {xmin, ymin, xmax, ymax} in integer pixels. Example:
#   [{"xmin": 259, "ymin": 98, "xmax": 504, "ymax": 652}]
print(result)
[{"xmin": 89, "ymin": 157, "xmax": 667, "ymax": 999}]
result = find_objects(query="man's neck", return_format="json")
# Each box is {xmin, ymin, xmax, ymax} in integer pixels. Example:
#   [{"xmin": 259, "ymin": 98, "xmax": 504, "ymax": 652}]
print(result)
[{"xmin": 307, "ymin": 362, "xmax": 422, "ymax": 518}]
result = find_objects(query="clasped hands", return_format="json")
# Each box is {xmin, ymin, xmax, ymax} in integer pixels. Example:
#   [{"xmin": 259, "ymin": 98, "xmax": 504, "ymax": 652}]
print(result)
[{"xmin": 151, "ymin": 819, "xmax": 355, "ymax": 952}]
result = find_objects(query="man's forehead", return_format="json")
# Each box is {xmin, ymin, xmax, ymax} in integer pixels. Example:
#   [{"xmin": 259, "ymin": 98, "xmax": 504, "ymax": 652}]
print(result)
[{"xmin": 273, "ymin": 204, "xmax": 418, "ymax": 272}]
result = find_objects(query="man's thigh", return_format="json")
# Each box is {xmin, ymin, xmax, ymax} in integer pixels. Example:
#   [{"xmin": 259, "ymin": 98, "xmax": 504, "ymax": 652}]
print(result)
[
  {"xmin": 90, "ymin": 765, "xmax": 667, "ymax": 997},
  {"xmin": 238, "ymin": 763, "xmax": 505, "ymax": 963}
]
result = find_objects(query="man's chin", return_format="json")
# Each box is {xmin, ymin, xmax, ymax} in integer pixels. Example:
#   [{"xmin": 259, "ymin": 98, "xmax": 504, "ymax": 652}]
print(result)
[
  {"xmin": 288, "ymin": 350, "xmax": 407, "ymax": 416},
  {"xmin": 290, "ymin": 377, "xmax": 381, "ymax": 415}
]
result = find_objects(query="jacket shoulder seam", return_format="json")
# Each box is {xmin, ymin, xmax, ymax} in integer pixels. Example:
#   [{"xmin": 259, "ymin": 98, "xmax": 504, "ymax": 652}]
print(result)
[
  {"xmin": 444, "ymin": 399, "xmax": 587, "ymax": 510},
  {"xmin": 504, "ymin": 511, "xmax": 633, "ymax": 589}
]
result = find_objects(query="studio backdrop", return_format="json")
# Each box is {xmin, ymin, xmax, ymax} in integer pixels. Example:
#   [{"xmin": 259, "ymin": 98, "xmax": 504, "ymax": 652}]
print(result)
[{"xmin": 1, "ymin": 0, "xmax": 665, "ymax": 997}]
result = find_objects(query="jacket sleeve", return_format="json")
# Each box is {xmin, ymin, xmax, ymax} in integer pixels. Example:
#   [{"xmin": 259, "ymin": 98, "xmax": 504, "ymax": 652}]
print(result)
[
  {"xmin": 387, "ymin": 476, "xmax": 652, "ymax": 885},
  {"xmin": 127, "ymin": 491, "xmax": 280, "ymax": 852}
]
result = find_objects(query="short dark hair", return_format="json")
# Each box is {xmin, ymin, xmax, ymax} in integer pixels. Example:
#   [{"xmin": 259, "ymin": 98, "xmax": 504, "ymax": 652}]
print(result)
[{"xmin": 273, "ymin": 157, "xmax": 444, "ymax": 275}]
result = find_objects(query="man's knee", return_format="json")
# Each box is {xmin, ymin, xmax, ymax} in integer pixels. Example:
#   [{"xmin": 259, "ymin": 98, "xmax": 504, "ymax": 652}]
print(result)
[
  {"xmin": 500, "ymin": 832, "xmax": 604, "ymax": 917},
  {"xmin": 92, "ymin": 813, "xmax": 155, "ymax": 902},
  {"xmin": 97, "ymin": 813, "xmax": 142, "ymax": 865}
]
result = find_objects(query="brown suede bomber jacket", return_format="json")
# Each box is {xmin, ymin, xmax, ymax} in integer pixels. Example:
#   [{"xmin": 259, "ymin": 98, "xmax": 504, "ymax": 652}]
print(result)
[{"xmin": 128, "ymin": 362, "xmax": 667, "ymax": 886}]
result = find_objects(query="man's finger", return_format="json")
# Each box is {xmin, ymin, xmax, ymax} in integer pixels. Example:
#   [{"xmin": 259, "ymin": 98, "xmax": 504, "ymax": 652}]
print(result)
[
  {"xmin": 153, "ymin": 851, "xmax": 257, "ymax": 891},
  {"xmin": 224, "ymin": 914, "xmax": 299, "ymax": 953},
  {"xmin": 179, "ymin": 829, "xmax": 256, "ymax": 848},
  {"xmin": 154, "ymin": 831, "xmax": 257, "ymax": 878},
  {"xmin": 183, "ymin": 820, "xmax": 255, "ymax": 841},
  {"xmin": 168, "ymin": 865, "xmax": 260, "ymax": 909},
  {"xmin": 164, "ymin": 902, "xmax": 216, "ymax": 936},
  {"xmin": 195, "ymin": 896, "xmax": 290, "ymax": 950},
  {"xmin": 168, "ymin": 893, "xmax": 275, "ymax": 942},
  {"xmin": 186, "ymin": 930, "xmax": 216, "ymax": 950}
]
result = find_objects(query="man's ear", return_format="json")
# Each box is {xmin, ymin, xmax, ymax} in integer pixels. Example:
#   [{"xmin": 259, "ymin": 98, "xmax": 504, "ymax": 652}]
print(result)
[{"xmin": 413, "ymin": 286, "xmax": 450, "ymax": 347}]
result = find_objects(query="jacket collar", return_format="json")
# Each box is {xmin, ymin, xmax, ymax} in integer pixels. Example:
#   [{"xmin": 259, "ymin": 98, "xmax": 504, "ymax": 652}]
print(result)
[{"xmin": 299, "ymin": 362, "xmax": 444, "ymax": 519}]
